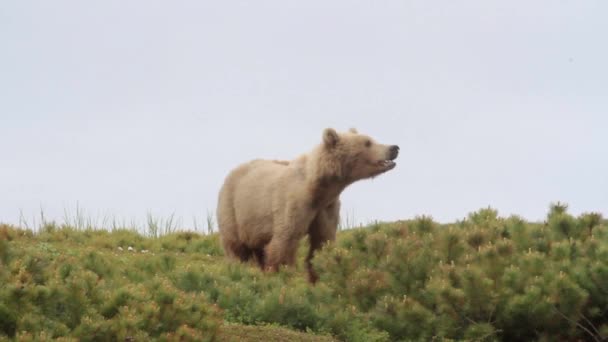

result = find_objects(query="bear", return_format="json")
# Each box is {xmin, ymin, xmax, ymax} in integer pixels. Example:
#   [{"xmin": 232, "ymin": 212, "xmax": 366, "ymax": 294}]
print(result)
[{"xmin": 216, "ymin": 128, "xmax": 399, "ymax": 283}]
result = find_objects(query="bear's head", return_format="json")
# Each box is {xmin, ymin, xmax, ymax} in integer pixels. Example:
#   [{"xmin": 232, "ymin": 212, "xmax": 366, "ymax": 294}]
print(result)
[{"xmin": 321, "ymin": 127, "xmax": 399, "ymax": 181}]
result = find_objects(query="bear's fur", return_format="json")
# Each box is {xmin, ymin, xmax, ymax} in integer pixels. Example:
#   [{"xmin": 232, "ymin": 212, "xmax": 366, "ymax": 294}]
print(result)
[{"xmin": 216, "ymin": 128, "xmax": 399, "ymax": 282}]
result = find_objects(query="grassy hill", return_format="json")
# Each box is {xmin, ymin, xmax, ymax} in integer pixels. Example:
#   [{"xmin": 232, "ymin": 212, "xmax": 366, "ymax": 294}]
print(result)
[{"xmin": 1, "ymin": 204, "xmax": 607, "ymax": 341}]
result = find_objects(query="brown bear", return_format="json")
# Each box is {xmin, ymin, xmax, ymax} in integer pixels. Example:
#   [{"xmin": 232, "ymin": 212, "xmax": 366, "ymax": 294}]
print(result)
[{"xmin": 216, "ymin": 128, "xmax": 399, "ymax": 282}]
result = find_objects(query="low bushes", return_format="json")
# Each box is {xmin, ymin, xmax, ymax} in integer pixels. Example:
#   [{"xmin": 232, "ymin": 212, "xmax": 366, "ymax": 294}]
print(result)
[{"xmin": 1, "ymin": 204, "xmax": 607, "ymax": 341}]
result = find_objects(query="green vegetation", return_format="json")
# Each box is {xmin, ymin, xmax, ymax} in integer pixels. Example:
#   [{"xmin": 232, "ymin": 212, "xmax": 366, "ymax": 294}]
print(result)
[{"xmin": 1, "ymin": 203, "xmax": 607, "ymax": 341}]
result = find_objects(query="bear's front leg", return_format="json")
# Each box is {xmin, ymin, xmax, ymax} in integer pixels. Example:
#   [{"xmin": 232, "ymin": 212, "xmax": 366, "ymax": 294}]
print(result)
[
  {"xmin": 306, "ymin": 201, "xmax": 340, "ymax": 283},
  {"xmin": 264, "ymin": 205, "xmax": 313, "ymax": 273},
  {"xmin": 264, "ymin": 233, "xmax": 301, "ymax": 273}
]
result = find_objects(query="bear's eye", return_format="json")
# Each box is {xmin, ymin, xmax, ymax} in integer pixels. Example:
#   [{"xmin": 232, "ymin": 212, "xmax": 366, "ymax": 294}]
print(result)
[{"xmin": 364, "ymin": 140, "xmax": 372, "ymax": 148}]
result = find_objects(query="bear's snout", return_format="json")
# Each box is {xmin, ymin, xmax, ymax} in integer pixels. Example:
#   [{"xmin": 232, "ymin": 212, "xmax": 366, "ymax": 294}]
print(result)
[{"xmin": 388, "ymin": 145, "xmax": 399, "ymax": 160}]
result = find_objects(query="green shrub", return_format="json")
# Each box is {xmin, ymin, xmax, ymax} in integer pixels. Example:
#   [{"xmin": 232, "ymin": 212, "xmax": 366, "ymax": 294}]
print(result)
[
  {"xmin": 1, "ymin": 204, "xmax": 607, "ymax": 341},
  {"xmin": 0, "ymin": 303, "xmax": 17, "ymax": 338}
]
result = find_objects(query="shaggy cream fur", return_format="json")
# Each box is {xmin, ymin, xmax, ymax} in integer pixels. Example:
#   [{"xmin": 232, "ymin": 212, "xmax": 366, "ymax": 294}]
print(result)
[{"xmin": 217, "ymin": 128, "xmax": 399, "ymax": 282}]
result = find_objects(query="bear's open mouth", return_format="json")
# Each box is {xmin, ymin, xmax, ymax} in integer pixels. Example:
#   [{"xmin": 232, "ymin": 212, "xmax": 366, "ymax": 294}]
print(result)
[{"xmin": 377, "ymin": 160, "xmax": 396, "ymax": 170}]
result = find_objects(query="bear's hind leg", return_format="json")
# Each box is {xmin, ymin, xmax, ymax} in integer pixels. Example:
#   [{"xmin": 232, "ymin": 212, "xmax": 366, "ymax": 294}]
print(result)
[
  {"xmin": 252, "ymin": 248, "xmax": 266, "ymax": 269},
  {"xmin": 223, "ymin": 239, "xmax": 254, "ymax": 262}
]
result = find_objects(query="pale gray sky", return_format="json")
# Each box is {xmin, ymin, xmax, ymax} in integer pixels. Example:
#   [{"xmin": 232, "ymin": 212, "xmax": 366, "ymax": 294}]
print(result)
[{"xmin": 1, "ymin": 1, "xmax": 607, "ymax": 229}]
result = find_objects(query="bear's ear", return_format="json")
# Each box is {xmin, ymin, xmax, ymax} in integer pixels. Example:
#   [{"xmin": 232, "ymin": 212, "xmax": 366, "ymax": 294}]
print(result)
[
  {"xmin": 323, "ymin": 128, "xmax": 339, "ymax": 147},
  {"xmin": 349, "ymin": 128, "xmax": 358, "ymax": 134}
]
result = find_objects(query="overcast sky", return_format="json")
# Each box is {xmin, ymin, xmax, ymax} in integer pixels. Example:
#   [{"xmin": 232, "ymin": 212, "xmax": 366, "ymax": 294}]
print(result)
[{"xmin": 1, "ymin": 1, "xmax": 607, "ymax": 229}]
